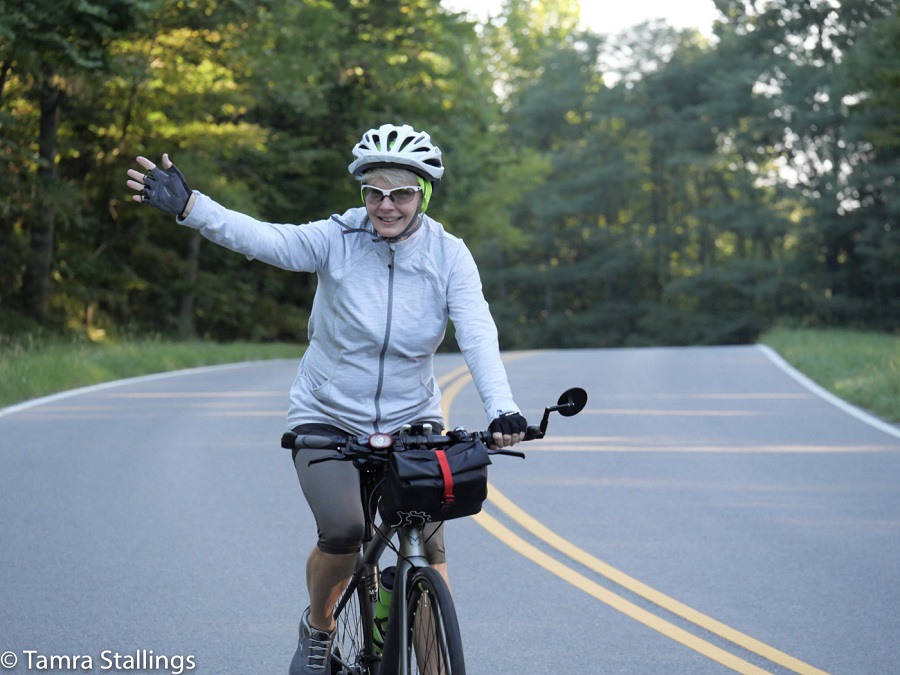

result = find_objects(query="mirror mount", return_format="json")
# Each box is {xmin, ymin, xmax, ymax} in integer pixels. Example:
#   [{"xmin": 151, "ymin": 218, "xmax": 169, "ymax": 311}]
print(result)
[{"xmin": 531, "ymin": 387, "xmax": 588, "ymax": 439}]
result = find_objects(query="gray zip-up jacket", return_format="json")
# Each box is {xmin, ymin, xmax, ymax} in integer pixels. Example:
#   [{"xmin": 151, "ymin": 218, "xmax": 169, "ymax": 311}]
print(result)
[{"xmin": 180, "ymin": 194, "xmax": 520, "ymax": 435}]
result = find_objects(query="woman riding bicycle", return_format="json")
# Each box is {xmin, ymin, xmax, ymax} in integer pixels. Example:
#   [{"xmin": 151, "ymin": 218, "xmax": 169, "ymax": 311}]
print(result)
[{"xmin": 127, "ymin": 123, "xmax": 527, "ymax": 675}]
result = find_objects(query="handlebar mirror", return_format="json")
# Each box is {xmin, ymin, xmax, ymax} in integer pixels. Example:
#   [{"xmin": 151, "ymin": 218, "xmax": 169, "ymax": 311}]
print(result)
[
  {"xmin": 534, "ymin": 387, "xmax": 588, "ymax": 437},
  {"xmin": 555, "ymin": 387, "xmax": 588, "ymax": 417}
]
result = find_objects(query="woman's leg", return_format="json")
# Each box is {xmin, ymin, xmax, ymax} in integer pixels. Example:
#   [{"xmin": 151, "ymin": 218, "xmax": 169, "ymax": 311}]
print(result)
[
  {"xmin": 305, "ymin": 547, "xmax": 358, "ymax": 631},
  {"xmin": 293, "ymin": 423, "xmax": 367, "ymax": 628}
]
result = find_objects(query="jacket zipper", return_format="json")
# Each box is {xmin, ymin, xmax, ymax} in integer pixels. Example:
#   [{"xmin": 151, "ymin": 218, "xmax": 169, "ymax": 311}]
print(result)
[{"xmin": 372, "ymin": 246, "xmax": 395, "ymax": 432}]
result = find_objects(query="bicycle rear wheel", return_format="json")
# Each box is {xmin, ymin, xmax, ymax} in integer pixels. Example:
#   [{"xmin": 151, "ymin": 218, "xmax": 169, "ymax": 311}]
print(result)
[
  {"xmin": 404, "ymin": 567, "xmax": 466, "ymax": 675},
  {"xmin": 331, "ymin": 568, "xmax": 375, "ymax": 675}
]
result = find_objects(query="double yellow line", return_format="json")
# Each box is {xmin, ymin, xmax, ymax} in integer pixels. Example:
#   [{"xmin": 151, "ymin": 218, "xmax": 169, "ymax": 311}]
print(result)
[{"xmin": 437, "ymin": 360, "xmax": 829, "ymax": 675}]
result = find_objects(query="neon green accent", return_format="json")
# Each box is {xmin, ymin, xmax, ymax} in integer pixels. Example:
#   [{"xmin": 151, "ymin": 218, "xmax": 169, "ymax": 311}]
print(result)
[
  {"xmin": 372, "ymin": 583, "xmax": 392, "ymax": 654},
  {"xmin": 418, "ymin": 176, "xmax": 432, "ymax": 213}
]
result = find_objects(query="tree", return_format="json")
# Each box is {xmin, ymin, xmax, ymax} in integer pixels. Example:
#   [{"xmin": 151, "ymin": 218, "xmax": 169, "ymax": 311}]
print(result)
[
  {"xmin": 1, "ymin": 0, "xmax": 895, "ymax": 344},
  {"xmin": 841, "ymin": 7, "xmax": 900, "ymax": 328},
  {"xmin": 711, "ymin": 0, "xmax": 898, "ymax": 327},
  {"xmin": 0, "ymin": 0, "xmax": 150, "ymax": 322}
]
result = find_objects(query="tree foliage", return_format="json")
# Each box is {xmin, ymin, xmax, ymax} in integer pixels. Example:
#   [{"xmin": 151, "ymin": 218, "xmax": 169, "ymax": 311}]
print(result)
[{"xmin": 0, "ymin": 0, "xmax": 897, "ymax": 346}]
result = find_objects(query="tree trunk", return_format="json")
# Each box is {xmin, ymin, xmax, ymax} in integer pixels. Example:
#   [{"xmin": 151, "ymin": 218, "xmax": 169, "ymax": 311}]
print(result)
[
  {"xmin": 0, "ymin": 59, "xmax": 11, "ymax": 103},
  {"xmin": 21, "ymin": 64, "xmax": 60, "ymax": 323},
  {"xmin": 178, "ymin": 231, "xmax": 202, "ymax": 338}
]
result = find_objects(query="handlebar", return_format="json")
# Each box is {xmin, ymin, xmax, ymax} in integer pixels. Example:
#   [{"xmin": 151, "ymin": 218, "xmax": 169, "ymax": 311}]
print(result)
[
  {"xmin": 280, "ymin": 387, "xmax": 588, "ymax": 465},
  {"xmin": 280, "ymin": 427, "xmax": 533, "ymax": 463}
]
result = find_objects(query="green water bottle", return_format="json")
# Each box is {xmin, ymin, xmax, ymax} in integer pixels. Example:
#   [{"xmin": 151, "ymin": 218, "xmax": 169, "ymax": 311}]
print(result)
[{"xmin": 372, "ymin": 565, "xmax": 395, "ymax": 654}]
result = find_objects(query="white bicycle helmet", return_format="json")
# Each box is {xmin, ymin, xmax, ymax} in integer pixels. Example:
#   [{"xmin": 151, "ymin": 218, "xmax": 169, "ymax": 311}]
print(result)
[{"xmin": 348, "ymin": 123, "xmax": 444, "ymax": 183}]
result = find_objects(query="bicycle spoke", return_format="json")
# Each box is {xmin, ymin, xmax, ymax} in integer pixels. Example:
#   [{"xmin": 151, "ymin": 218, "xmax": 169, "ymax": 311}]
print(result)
[{"xmin": 332, "ymin": 576, "xmax": 370, "ymax": 675}]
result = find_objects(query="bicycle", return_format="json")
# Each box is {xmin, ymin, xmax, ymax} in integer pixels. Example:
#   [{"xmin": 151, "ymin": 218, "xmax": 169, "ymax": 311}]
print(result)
[{"xmin": 281, "ymin": 387, "xmax": 588, "ymax": 675}]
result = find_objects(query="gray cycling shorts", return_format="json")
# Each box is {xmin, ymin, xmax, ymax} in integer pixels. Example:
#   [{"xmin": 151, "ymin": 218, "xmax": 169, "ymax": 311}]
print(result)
[{"xmin": 291, "ymin": 422, "xmax": 446, "ymax": 563}]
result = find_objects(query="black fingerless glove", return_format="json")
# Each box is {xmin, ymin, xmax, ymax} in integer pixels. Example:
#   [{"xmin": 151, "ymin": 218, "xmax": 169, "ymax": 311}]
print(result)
[
  {"xmin": 141, "ymin": 163, "xmax": 192, "ymax": 217},
  {"xmin": 489, "ymin": 412, "xmax": 527, "ymax": 437}
]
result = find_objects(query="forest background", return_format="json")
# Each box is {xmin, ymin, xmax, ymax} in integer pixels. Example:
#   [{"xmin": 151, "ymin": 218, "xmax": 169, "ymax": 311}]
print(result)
[{"xmin": 1, "ymin": 0, "xmax": 898, "ymax": 350}]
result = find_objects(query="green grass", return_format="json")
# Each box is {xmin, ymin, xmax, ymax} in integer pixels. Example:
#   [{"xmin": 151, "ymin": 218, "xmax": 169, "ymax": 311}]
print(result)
[
  {"xmin": 0, "ymin": 335, "xmax": 304, "ymax": 409},
  {"xmin": 761, "ymin": 327, "xmax": 900, "ymax": 424}
]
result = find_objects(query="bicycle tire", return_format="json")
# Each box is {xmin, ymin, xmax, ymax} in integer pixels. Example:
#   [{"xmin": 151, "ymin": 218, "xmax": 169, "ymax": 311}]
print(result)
[
  {"xmin": 404, "ymin": 567, "xmax": 466, "ymax": 675},
  {"xmin": 331, "ymin": 568, "xmax": 376, "ymax": 675}
]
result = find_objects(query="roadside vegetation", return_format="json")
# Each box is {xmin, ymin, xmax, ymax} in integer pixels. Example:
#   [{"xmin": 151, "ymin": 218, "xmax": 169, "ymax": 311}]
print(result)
[
  {"xmin": 2, "ymin": 328, "xmax": 896, "ymax": 425},
  {"xmin": 0, "ymin": 334, "xmax": 303, "ymax": 409},
  {"xmin": 761, "ymin": 328, "xmax": 899, "ymax": 424}
]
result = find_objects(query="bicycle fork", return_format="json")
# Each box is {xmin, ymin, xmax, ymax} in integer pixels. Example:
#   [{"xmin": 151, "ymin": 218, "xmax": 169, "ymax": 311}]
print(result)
[{"xmin": 378, "ymin": 524, "xmax": 429, "ymax": 675}]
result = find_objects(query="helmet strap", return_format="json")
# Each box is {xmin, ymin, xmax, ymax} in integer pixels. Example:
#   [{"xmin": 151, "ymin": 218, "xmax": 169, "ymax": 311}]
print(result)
[{"xmin": 380, "ymin": 213, "xmax": 422, "ymax": 243}]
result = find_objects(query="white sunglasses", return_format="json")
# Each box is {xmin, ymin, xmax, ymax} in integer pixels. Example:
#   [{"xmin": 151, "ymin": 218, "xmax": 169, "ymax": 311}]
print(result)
[{"xmin": 361, "ymin": 185, "xmax": 423, "ymax": 205}]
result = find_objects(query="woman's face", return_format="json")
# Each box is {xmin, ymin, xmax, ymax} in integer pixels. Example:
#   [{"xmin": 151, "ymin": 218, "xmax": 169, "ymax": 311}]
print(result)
[{"xmin": 363, "ymin": 179, "xmax": 422, "ymax": 240}]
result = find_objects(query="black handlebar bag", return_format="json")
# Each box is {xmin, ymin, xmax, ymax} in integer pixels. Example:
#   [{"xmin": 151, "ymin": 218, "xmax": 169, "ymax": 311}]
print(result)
[{"xmin": 378, "ymin": 440, "xmax": 492, "ymax": 525}]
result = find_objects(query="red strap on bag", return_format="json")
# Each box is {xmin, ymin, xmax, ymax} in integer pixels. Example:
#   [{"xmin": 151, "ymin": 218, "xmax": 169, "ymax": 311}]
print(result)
[{"xmin": 435, "ymin": 449, "xmax": 455, "ymax": 505}]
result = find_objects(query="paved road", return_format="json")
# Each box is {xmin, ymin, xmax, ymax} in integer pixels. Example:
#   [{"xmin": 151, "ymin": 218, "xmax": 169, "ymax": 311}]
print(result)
[{"xmin": 1, "ymin": 347, "xmax": 898, "ymax": 674}]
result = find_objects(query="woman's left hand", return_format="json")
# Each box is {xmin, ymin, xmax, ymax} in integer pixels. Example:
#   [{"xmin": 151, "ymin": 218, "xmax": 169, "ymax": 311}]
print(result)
[{"xmin": 489, "ymin": 412, "xmax": 527, "ymax": 449}]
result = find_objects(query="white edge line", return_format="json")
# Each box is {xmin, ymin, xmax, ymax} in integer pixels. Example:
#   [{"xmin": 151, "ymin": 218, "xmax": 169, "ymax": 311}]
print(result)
[
  {"xmin": 0, "ymin": 360, "xmax": 289, "ymax": 420},
  {"xmin": 756, "ymin": 344, "xmax": 900, "ymax": 441}
]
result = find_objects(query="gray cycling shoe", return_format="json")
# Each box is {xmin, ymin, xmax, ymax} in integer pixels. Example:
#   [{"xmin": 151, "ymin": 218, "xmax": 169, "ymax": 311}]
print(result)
[{"xmin": 289, "ymin": 608, "xmax": 335, "ymax": 674}]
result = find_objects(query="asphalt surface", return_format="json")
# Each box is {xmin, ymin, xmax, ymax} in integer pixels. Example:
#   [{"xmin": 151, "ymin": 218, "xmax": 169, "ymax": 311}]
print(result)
[{"xmin": 1, "ymin": 346, "xmax": 898, "ymax": 674}]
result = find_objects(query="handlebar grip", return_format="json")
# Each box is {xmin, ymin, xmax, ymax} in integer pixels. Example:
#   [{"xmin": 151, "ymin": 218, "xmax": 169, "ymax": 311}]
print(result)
[{"xmin": 280, "ymin": 432, "xmax": 342, "ymax": 450}]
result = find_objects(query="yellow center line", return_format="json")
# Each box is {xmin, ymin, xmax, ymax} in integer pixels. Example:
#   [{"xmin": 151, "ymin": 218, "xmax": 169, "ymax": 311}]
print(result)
[
  {"xmin": 437, "ymin": 357, "xmax": 830, "ymax": 675},
  {"xmin": 472, "ymin": 510, "xmax": 771, "ymax": 674},
  {"xmin": 484, "ymin": 486, "xmax": 828, "ymax": 674}
]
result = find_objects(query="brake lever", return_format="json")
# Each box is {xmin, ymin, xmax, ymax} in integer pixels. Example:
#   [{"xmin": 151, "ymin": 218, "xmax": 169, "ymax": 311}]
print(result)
[
  {"xmin": 308, "ymin": 454, "xmax": 350, "ymax": 466},
  {"xmin": 488, "ymin": 448, "xmax": 526, "ymax": 459}
]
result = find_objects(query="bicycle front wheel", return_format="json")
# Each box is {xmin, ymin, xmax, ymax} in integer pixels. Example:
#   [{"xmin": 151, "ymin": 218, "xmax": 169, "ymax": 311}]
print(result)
[
  {"xmin": 331, "ymin": 567, "xmax": 375, "ymax": 675},
  {"xmin": 404, "ymin": 567, "xmax": 466, "ymax": 675}
]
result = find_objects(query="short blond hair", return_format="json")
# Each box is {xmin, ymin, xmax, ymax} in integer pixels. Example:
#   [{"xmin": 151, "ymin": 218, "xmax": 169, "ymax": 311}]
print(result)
[{"xmin": 359, "ymin": 167, "xmax": 419, "ymax": 187}]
